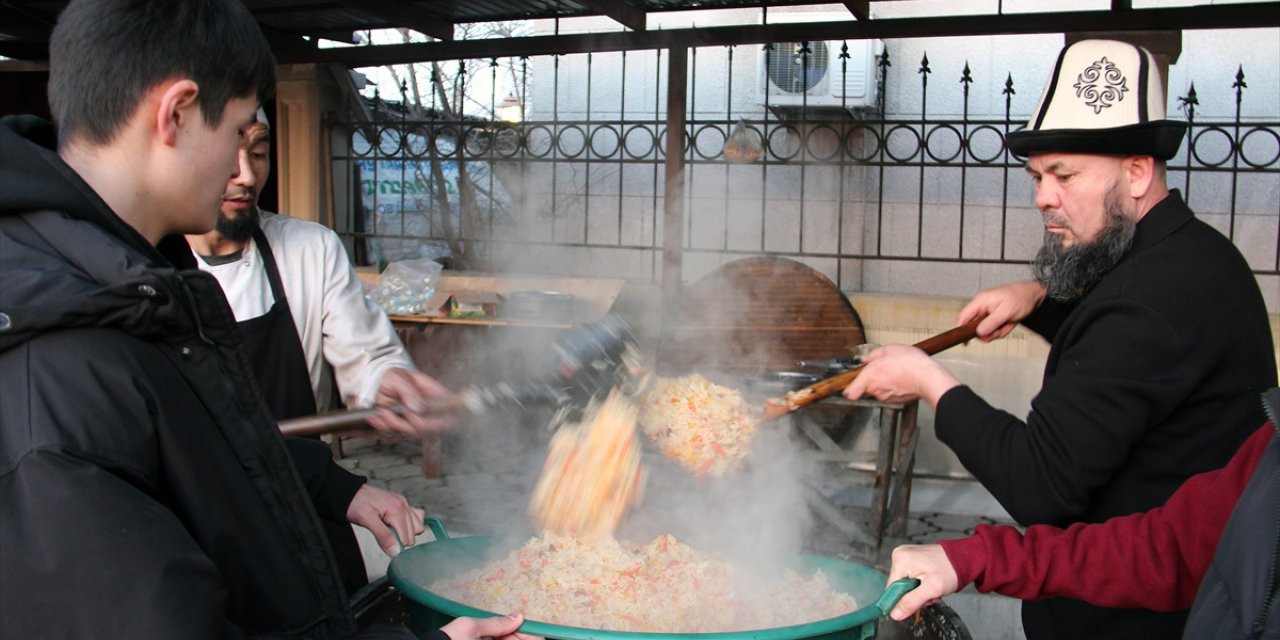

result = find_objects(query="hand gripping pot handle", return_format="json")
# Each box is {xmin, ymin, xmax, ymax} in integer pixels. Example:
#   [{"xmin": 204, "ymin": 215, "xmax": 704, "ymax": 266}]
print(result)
[
  {"xmin": 859, "ymin": 578, "xmax": 923, "ymax": 640},
  {"xmin": 424, "ymin": 515, "xmax": 451, "ymax": 541},
  {"xmin": 382, "ymin": 516, "xmax": 452, "ymax": 556},
  {"xmin": 397, "ymin": 516, "xmax": 926, "ymax": 640}
]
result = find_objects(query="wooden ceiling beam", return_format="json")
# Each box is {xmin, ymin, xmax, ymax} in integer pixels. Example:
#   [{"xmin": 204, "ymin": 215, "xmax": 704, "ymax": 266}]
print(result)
[
  {"xmin": 258, "ymin": 24, "xmax": 316, "ymax": 53},
  {"xmin": 580, "ymin": 0, "xmax": 647, "ymax": 31},
  {"xmin": 274, "ymin": 3, "xmax": 1279, "ymax": 66},
  {"xmin": 308, "ymin": 30, "xmax": 363, "ymax": 45},
  {"xmin": 842, "ymin": 1, "xmax": 871, "ymax": 21},
  {"xmin": 333, "ymin": 0, "xmax": 453, "ymax": 41}
]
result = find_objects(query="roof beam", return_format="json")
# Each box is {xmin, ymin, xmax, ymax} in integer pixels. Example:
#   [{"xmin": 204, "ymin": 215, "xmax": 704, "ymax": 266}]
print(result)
[
  {"xmin": 0, "ymin": 5, "xmax": 57, "ymax": 56},
  {"xmin": 332, "ymin": 0, "xmax": 453, "ymax": 41},
  {"xmin": 0, "ymin": 41, "xmax": 47, "ymax": 60},
  {"xmin": 258, "ymin": 24, "xmax": 316, "ymax": 53},
  {"xmin": 580, "ymin": 0, "xmax": 647, "ymax": 31},
  {"xmin": 309, "ymin": 30, "xmax": 363, "ymax": 45},
  {"xmin": 275, "ymin": 3, "xmax": 1279, "ymax": 66},
  {"xmin": 843, "ymin": 1, "xmax": 871, "ymax": 21}
]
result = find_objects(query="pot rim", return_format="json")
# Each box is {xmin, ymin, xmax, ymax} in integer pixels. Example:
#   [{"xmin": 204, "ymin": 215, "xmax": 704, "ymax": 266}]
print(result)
[{"xmin": 388, "ymin": 524, "xmax": 897, "ymax": 640}]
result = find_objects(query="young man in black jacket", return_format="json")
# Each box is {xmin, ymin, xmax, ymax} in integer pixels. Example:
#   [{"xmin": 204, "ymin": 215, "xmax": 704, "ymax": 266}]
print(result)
[{"xmin": 0, "ymin": 1, "xmax": 525, "ymax": 638}]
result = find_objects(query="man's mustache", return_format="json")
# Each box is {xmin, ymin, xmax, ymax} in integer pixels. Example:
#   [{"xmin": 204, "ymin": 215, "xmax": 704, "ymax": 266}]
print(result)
[
  {"xmin": 1041, "ymin": 210, "xmax": 1068, "ymax": 227},
  {"xmin": 222, "ymin": 189, "xmax": 257, "ymax": 201}
]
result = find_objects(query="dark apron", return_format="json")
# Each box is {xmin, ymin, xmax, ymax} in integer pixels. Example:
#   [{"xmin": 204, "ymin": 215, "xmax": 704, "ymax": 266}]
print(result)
[
  {"xmin": 239, "ymin": 226, "xmax": 316, "ymax": 421},
  {"xmin": 238, "ymin": 225, "xmax": 368, "ymax": 595}
]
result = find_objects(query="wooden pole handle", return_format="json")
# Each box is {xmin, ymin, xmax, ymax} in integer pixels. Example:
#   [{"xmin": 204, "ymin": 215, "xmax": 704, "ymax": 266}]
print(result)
[
  {"xmin": 277, "ymin": 396, "xmax": 469, "ymax": 438},
  {"xmin": 760, "ymin": 318, "xmax": 981, "ymax": 421}
]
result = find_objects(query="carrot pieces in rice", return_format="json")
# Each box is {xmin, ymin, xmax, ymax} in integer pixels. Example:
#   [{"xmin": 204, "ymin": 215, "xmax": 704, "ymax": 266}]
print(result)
[
  {"xmin": 529, "ymin": 390, "xmax": 647, "ymax": 540},
  {"xmin": 430, "ymin": 532, "xmax": 857, "ymax": 632},
  {"xmin": 638, "ymin": 374, "xmax": 757, "ymax": 477}
]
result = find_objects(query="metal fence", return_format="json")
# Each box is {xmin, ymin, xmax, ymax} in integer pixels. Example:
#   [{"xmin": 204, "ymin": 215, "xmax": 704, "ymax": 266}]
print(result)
[{"xmin": 329, "ymin": 43, "xmax": 1280, "ymax": 290}]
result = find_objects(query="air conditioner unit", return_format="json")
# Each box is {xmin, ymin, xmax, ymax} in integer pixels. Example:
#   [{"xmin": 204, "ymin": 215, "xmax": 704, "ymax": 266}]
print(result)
[{"xmin": 757, "ymin": 13, "xmax": 882, "ymax": 110}]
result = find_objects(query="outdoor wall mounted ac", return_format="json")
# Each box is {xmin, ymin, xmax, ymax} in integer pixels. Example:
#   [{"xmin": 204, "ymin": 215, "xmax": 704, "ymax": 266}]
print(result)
[{"xmin": 757, "ymin": 13, "xmax": 882, "ymax": 111}]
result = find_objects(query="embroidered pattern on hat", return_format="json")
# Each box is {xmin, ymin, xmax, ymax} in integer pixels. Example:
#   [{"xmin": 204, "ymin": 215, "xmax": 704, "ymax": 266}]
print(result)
[{"xmin": 1073, "ymin": 57, "xmax": 1129, "ymax": 114}]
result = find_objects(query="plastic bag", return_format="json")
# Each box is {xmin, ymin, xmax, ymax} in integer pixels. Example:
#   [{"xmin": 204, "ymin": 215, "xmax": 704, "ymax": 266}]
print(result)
[
  {"xmin": 723, "ymin": 118, "xmax": 763, "ymax": 163},
  {"xmin": 367, "ymin": 258, "xmax": 444, "ymax": 316}
]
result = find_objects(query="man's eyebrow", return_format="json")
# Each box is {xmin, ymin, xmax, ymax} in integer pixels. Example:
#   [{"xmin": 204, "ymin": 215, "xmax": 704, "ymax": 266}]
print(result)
[{"xmin": 1026, "ymin": 161, "xmax": 1066, "ymax": 175}]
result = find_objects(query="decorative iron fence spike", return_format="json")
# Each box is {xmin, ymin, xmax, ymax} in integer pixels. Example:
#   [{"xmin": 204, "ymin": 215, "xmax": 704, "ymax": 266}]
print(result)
[
  {"xmin": 1178, "ymin": 83, "xmax": 1199, "ymax": 112},
  {"xmin": 1233, "ymin": 65, "xmax": 1247, "ymax": 90},
  {"xmin": 878, "ymin": 48, "xmax": 891, "ymax": 68},
  {"xmin": 1002, "ymin": 73, "xmax": 1015, "ymax": 96},
  {"xmin": 919, "ymin": 53, "xmax": 931, "ymax": 74},
  {"xmin": 961, "ymin": 62, "xmax": 973, "ymax": 85},
  {"xmin": 839, "ymin": 41, "xmax": 850, "ymax": 59}
]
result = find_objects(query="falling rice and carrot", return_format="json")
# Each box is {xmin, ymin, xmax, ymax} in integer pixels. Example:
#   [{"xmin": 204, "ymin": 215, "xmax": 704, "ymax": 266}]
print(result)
[{"xmin": 431, "ymin": 381, "xmax": 858, "ymax": 631}]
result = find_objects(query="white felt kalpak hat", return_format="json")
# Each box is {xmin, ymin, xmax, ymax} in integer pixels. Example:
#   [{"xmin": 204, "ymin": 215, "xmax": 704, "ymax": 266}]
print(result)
[{"xmin": 1007, "ymin": 39, "xmax": 1187, "ymax": 160}]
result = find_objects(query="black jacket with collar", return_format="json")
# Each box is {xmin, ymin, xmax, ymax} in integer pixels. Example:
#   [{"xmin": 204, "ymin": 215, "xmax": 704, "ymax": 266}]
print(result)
[
  {"xmin": 0, "ymin": 115, "xmax": 411, "ymax": 638},
  {"xmin": 935, "ymin": 190, "xmax": 1276, "ymax": 640}
]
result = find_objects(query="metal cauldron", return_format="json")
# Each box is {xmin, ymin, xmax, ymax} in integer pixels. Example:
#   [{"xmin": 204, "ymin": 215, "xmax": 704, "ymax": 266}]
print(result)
[{"xmin": 382, "ymin": 518, "xmax": 963, "ymax": 640}]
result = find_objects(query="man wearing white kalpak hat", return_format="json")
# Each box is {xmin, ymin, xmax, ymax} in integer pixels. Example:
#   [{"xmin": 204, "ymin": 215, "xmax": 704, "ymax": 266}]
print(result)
[{"xmin": 844, "ymin": 39, "xmax": 1275, "ymax": 639}]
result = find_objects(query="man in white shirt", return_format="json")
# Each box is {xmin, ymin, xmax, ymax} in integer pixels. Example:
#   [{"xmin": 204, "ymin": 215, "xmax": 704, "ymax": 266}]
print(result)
[{"xmin": 187, "ymin": 114, "xmax": 449, "ymax": 594}]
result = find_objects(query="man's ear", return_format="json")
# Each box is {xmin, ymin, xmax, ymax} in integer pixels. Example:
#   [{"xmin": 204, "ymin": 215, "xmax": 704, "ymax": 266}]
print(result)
[
  {"xmin": 1124, "ymin": 155, "xmax": 1156, "ymax": 199},
  {"xmin": 154, "ymin": 79, "xmax": 201, "ymax": 147}
]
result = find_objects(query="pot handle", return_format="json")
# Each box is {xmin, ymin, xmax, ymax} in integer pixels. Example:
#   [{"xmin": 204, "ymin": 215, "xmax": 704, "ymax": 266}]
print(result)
[
  {"xmin": 387, "ymin": 516, "xmax": 449, "ymax": 555},
  {"xmin": 874, "ymin": 577, "xmax": 920, "ymax": 616},
  {"xmin": 858, "ymin": 578, "xmax": 922, "ymax": 639},
  {"xmin": 425, "ymin": 515, "xmax": 451, "ymax": 541}
]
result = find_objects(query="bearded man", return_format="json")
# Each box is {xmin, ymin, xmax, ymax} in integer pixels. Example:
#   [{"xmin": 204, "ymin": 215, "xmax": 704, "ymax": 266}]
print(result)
[
  {"xmin": 186, "ymin": 115, "xmax": 453, "ymax": 597},
  {"xmin": 843, "ymin": 39, "xmax": 1275, "ymax": 640}
]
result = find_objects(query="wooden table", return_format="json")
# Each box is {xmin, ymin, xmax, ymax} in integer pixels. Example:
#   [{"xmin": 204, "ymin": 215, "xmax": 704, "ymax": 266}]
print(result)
[{"xmin": 350, "ymin": 270, "xmax": 626, "ymax": 476}]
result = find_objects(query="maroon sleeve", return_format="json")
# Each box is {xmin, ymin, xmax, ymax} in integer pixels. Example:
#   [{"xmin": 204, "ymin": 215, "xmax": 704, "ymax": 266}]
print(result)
[{"xmin": 940, "ymin": 423, "xmax": 1272, "ymax": 610}]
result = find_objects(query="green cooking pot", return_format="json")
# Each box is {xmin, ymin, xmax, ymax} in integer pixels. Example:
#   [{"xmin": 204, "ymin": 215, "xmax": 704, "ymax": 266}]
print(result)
[{"xmin": 388, "ymin": 517, "xmax": 919, "ymax": 640}]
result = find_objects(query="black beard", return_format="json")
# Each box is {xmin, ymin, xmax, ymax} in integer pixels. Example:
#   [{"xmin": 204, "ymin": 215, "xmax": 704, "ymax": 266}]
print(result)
[
  {"xmin": 1032, "ymin": 189, "xmax": 1136, "ymax": 303},
  {"xmin": 214, "ymin": 206, "xmax": 260, "ymax": 242}
]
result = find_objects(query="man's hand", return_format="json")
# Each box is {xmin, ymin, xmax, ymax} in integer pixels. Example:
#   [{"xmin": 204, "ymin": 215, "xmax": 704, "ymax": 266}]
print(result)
[
  {"xmin": 841, "ymin": 345, "xmax": 961, "ymax": 409},
  {"xmin": 958, "ymin": 280, "xmax": 1047, "ymax": 342},
  {"xmin": 345, "ymin": 483, "xmax": 425, "ymax": 557},
  {"xmin": 886, "ymin": 545, "xmax": 960, "ymax": 621},
  {"xmin": 367, "ymin": 367, "xmax": 455, "ymax": 436},
  {"xmin": 441, "ymin": 613, "xmax": 539, "ymax": 640}
]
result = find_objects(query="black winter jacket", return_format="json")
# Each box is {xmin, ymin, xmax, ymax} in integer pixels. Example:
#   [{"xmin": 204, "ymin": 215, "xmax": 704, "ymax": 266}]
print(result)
[
  {"xmin": 934, "ymin": 190, "xmax": 1276, "ymax": 640},
  {"xmin": 1184, "ymin": 389, "xmax": 1280, "ymax": 639},
  {"xmin": 0, "ymin": 115, "xmax": 413, "ymax": 638}
]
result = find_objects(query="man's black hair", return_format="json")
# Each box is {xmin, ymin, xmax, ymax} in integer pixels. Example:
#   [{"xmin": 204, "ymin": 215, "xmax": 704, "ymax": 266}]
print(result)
[{"xmin": 48, "ymin": 0, "xmax": 276, "ymax": 148}]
